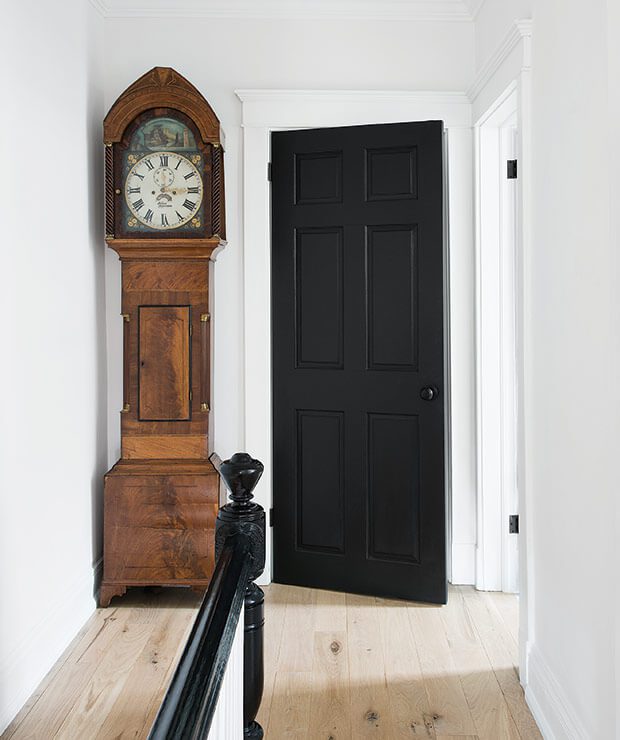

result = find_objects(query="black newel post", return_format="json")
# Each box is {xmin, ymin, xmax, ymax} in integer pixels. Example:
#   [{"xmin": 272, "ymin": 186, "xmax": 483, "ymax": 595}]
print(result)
[{"xmin": 215, "ymin": 453, "xmax": 266, "ymax": 739}]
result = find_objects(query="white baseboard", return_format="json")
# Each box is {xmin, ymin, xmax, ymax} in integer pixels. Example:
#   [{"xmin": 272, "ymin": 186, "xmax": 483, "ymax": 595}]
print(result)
[
  {"xmin": 525, "ymin": 644, "xmax": 589, "ymax": 740},
  {"xmin": 0, "ymin": 559, "xmax": 101, "ymax": 734},
  {"xmin": 450, "ymin": 542, "xmax": 476, "ymax": 585}
]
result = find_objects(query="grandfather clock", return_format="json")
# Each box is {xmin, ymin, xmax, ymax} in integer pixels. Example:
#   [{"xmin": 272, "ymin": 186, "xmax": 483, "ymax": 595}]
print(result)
[{"xmin": 99, "ymin": 67, "xmax": 225, "ymax": 607}]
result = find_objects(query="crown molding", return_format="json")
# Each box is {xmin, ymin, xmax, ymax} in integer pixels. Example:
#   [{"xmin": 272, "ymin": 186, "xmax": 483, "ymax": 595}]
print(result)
[
  {"xmin": 236, "ymin": 89, "xmax": 471, "ymax": 105},
  {"xmin": 467, "ymin": 18, "xmax": 532, "ymax": 101},
  {"xmin": 88, "ymin": 0, "xmax": 108, "ymax": 16},
  {"xmin": 97, "ymin": 0, "xmax": 475, "ymax": 22},
  {"xmin": 463, "ymin": 0, "xmax": 486, "ymax": 20}
]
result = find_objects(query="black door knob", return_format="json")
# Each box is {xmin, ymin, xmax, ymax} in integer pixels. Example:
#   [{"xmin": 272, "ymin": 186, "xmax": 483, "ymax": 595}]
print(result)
[{"xmin": 420, "ymin": 386, "xmax": 438, "ymax": 401}]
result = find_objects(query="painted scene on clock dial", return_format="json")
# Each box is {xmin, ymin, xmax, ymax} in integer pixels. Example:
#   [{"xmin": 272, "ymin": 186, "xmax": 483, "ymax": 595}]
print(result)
[
  {"xmin": 123, "ymin": 116, "xmax": 205, "ymax": 234},
  {"xmin": 129, "ymin": 117, "xmax": 197, "ymax": 152}
]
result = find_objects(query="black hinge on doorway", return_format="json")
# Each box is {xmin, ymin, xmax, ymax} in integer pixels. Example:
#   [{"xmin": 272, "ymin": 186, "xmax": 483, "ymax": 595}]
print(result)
[
  {"xmin": 268, "ymin": 162, "xmax": 272, "ymax": 182},
  {"xmin": 509, "ymin": 514, "xmax": 519, "ymax": 534},
  {"xmin": 507, "ymin": 159, "xmax": 518, "ymax": 179},
  {"xmin": 269, "ymin": 508, "xmax": 274, "ymax": 527}
]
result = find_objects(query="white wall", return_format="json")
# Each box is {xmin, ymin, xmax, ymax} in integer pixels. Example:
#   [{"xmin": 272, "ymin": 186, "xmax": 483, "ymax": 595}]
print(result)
[
  {"xmin": 0, "ymin": 1, "xmax": 105, "ymax": 732},
  {"xmin": 474, "ymin": 0, "xmax": 532, "ymax": 76},
  {"xmin": 523, "ymin": 0, "xmax": 617, "ymax": 736},
  {"xmin": 103, "ymin": 16, "xmax": 475, "ymax": 468},
  {"xmin": 472, "ymin": 2, "xmax": 618, "ymax": 734},
  {"xmin": 611, "ymin": 0, "xmax": 620, "ymax": 731}
]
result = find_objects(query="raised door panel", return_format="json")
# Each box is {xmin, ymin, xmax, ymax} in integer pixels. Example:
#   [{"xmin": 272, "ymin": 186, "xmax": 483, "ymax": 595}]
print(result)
[
  {"xmin": 365, "ymin": 145, "xmax": 418, "ymax": 201},
  {"xmin": 367, "ymin": 413, "xmax": 421, "ymax": 563},
  {"xmin": 296, "ymin": 410, "xmax": 345, "ymax": 553},
  {"xmin": 295, "ymin": 228, "xmax": 344, "ymax": 369},
  {"xmin": 295, "ymin": 151, "xmax": 343, "ymax": 204},
  {"xmin": 366, "ymin": 225, "xmax": 418, "ymax": 370},
  {"xmin": 139, "ymin": 305, "xmax": 191, "ymax": 421}
]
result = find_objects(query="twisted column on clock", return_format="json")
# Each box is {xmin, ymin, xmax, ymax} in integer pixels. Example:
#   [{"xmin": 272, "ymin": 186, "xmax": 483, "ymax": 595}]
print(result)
[
  {"xmin": 215, "ymin": 453, "xmax": 266, "ymax": 739},
  {"xmin": 211, "ymin": 143, "xmax": 224, "ymax": 238}
]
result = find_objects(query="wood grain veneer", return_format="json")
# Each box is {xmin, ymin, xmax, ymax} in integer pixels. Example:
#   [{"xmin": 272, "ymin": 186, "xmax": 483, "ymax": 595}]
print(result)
[{"xmin": 122, "ymin": 435, "xmax": 209, "ymax": 460}]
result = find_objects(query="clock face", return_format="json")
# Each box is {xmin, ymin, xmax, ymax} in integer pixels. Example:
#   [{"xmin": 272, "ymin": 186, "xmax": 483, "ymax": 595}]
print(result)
[{"xmin": 124, "ymin": 151, "xmax": 203, "ymax": 230}]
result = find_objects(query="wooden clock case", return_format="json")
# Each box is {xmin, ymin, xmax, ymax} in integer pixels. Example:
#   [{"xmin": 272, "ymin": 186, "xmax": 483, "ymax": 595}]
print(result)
[{"xmin": 100, "ymin": 68, "xmax": 226, "ymax": 607}]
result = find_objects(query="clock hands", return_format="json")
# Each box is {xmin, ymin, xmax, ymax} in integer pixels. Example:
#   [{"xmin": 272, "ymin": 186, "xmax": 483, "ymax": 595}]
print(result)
[{"xmin": 160, "ymin": 185, "xmax": 189, "ymax": 194}]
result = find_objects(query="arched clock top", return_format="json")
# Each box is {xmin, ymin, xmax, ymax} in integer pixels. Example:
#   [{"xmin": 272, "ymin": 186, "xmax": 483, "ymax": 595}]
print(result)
[
  {"xmin": 104, "ymin": 67, "xmax": 221, "ymax": 145},
  {"xmin": 104, "ymin": 67, "xmax": 226, "ymax": 254}
]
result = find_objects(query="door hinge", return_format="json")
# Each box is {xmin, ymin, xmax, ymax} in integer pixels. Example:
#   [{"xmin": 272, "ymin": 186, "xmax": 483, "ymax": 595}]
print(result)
[
  {"xmin": 269, "ymin": 508, "xmax": 274, "ymax": 527},
  {"xmin": 507, "ymin": 159, "xmax": 518, "ymax": 179},
  {"xmin": 189, "ymin": 390, "xmax": 193, "ymax": 401},
  {"xmin": 268, "ymin": 162, "xmax": 272, "ymax": 182},
  {"xmin": 189, "ymin": 324, "xmax": 193, "ymax": 336},
  {"xmin": 509, "ymin": 514, "xmax": 519, "ymax": 534}
]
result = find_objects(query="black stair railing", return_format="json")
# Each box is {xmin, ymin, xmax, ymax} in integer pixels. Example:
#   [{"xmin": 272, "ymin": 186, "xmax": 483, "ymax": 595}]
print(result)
[{"xmin": 148, "ymin": 453, "xmax": 266, "ymax": 740}]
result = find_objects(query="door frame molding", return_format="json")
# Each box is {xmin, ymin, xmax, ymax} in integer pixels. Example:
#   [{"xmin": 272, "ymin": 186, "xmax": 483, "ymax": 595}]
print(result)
[
  {"xmin": 469, "ymin": 18, "xmax": 533, "ymax": 685},
  {"xmin": 236, "ymin": 89, "xmax": 475, "ymax": 586},
  {"xmin": 474, "ymin": 82, "xmax": 519, "ymax": 594}
]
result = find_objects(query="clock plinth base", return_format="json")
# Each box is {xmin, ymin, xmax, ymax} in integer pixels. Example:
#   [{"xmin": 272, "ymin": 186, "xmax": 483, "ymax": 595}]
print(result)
[{"xmin": 99, "ymin": 458, "xmax": 220, "ymax": 607}]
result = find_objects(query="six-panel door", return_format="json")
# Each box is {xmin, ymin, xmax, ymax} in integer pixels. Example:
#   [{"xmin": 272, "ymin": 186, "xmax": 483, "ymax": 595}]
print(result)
[{"xmin": 272, "ymin": 121, "xmax": 446, "ymax": 604}]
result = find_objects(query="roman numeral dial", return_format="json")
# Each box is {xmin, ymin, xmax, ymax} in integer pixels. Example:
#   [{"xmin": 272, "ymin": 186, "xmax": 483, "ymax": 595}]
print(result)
[{"xmin": 124, "ymin": 151, "xmax": 203, "ymax": 230}]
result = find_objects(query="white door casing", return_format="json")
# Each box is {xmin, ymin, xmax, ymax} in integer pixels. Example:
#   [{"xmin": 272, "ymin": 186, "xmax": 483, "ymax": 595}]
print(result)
[
  {"xmin": 474, "ymin": 83, "xmax": 519, "ymax": 594},
  {"xmin": 469, "ymin": 18, "xmax": 533, "ymax": 683},
  {"xmin": 236, "ymin": 90, "xmax": 475, "ymax": 588}
]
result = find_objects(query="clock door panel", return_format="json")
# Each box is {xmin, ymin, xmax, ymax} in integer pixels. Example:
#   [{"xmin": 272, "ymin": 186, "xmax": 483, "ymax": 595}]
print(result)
[
  {"xmin": 120, "ymin": 260, "xmax": 210, "ymax": 440},
  {"xmin": 139, "ymin": 305, "xmax": 191, "ymax": 421}
]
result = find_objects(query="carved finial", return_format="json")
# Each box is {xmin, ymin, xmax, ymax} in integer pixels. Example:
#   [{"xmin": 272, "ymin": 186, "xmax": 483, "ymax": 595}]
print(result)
[{"xmin": 219, "ymin": 453, "xmax": 264, "ymax": 509}]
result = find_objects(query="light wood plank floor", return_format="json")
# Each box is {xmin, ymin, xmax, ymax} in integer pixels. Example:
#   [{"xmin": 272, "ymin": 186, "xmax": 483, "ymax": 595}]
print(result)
[{"xmin": 2, "ymin": 585, "xmax": 541, "ymax": 739}]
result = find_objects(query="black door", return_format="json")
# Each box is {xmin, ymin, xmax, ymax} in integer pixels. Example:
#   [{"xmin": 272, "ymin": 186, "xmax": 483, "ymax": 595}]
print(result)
[{"xmin": 271, "ymin": 121, "xmax": 446, "ymax": 604}]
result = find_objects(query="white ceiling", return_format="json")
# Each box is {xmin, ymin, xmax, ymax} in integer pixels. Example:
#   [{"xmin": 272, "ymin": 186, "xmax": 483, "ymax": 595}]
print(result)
[{"xmin": 93, "ymin": 0, "xmax": 486, "ymax": 21}]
